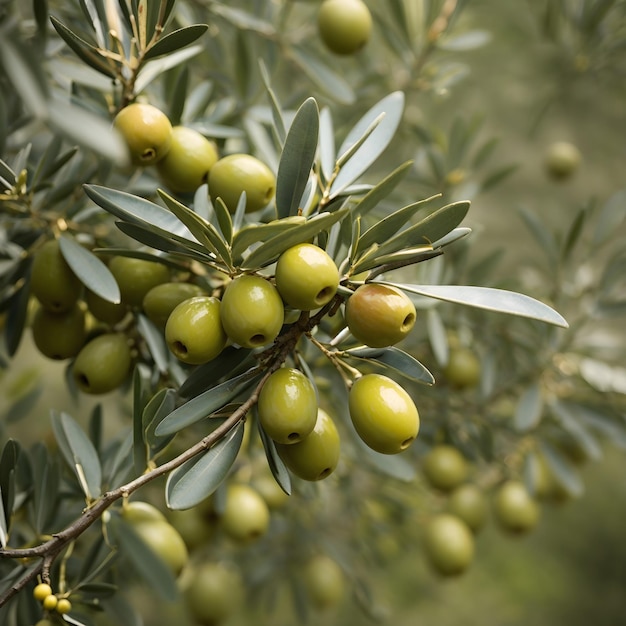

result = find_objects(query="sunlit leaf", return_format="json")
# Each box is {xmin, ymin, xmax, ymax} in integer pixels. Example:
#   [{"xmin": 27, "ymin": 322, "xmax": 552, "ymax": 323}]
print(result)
[{"xmin": 144, "ymin": 24, "xmax": 208, "ymax": 60}]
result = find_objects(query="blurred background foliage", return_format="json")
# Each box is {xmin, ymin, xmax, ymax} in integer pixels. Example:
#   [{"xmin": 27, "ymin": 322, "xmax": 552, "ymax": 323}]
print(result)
[{"xmin": 1, "ymin": 0, "xmax": 625, "ymax": 624}]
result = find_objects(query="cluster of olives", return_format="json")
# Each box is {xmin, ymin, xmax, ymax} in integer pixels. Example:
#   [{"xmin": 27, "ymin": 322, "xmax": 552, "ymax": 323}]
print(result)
[
  {"xmin": 32, "ymin": 582, "xmax": 72, "ymax": 620},
  {"xmin": 113, "ymin": 102, "xmax": 276, "ymax": 209},
  {"xmin": 420, "ymin": 444, "xmax": 541, "ymax": 577},
  {"xmin": 317, "ymin": 0, "xmax": 373, "ymax": 56}
]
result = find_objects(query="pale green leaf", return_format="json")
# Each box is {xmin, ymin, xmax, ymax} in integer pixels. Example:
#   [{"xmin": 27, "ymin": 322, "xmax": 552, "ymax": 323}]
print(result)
[{"xmin": 513, "ymin": 383, "xmax": 543, "ymax": 431}]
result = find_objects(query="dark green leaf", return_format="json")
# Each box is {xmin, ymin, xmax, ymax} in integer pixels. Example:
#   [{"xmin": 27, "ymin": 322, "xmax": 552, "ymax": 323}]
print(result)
[
  {"xmin": 258, "ymin": 421, "xmax": 292, "ymax": 496},
  {"xmin": 132, "ymin": 364, "xmax": 153, "ymax": 477},
  {"xmin": 30, "ymin": 443, "xmax": 59, "ymax": 535},
  {"xmin": 143, "ymin": 388, "xmax": 177, "ymax": 451},
  {"xmin": 212, "ymin": 197, "xmax": 234, "ymax": 246},
  {"xmin": 166, "ymin": 421, "xmax": 244, "ymax": 509},
  {"xmin": 0, "ymin": 440, "xmax": 19, "ymax": 533},
  {"xmin": 513, "ymin": 383, "xmax": 543, "ymax": 432},
  {"xmin": 5, "ymin": 280, "xmax": 32, "ymax": 357},
  {"xmin": 59, "ymin": 235, "xmax": 120, "ymax": 303},
  {"xmin": 352, "ymin": 161, "xmax": 413, "ymax": 219},
  {"xmin": 51, "ymin": 411, "xmax": 102, "ymax": 500},
  {"xmin": 275, "ymin": 98, "xmax": 319, "ymax": 219},
  {"xmin": 144, "ymin": 24, "xmax": 208, "ymax": 60},
  {"xmin": 560, "ymin": 205, "xmax": 587, "ymax": 261},
  {"xmin": 344, "ymin": 347, "xmax": 435, "ymax": 385},
  {"xmin": 155, "ymin": 368, "xmax": 261, "ymax": 436},
  {"xmin": 392, "ymin": 283, "xmax": 569, "ymax": 327}
]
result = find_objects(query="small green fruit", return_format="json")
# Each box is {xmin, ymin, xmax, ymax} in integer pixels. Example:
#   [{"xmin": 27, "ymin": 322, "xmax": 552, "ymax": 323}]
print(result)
[
  {"xmin": 220, "ymin": 275, "xmax": 284, "ymax": 348},
  {"xmin": 422, "ymin": 445, "xmax": 468, "ymax": 492},
  {"xmin": 33, "ymin": 583, "xmax": 53, "ymax": 601},
  {"xmin": 275, "ymin": 243, "xmax": 339, "ymax": 311},
  {"xmin": 348, "ymin": 373, "xmax": 419, "ymax": 454},
  {"xmin": 55, "ymin": 598, "xmax": 72, "ymax": 614},
  {"xmin": 184, "ymin": 562, "xmax": 244, "ymax": 625},
  {"xmin": 165, "ymin": 296, "xmax": 227, "ymax": 364},
  {"xmin": 494, "ymin": 480, "xmax": 540, "ymax": 534},
  {"xmin": 121, "ymin": 501, "xmax": 166, "ymax": 524},
  {"xmin": 85, "ymin": 289, "xmax": 127, "ymax": 325},
  {"xmin": 143, "ymin": 282, "xmax": 206, "ymax": 328},
  {"xmin": 251, "ymin": 473, "xmax": 290, "ymax": 509},
  {"xmin": 318, "ymin": 0, "xmax": 373, "ymax": 56},
  {"xmin": 277, "ymin": 408, "xmax": 340, "ymax": 480},
  {"xmin": 221, "ymin": 483, "xmax": 270, "ymax": 542},
  {"xmin": 346, "ymin": 283, "xmax": 416, "ymax": 348},
  {"xmin": 447, "ymin": 484, "xmax": 488, "ymax": 533},
  {"xmin": 73, "ymin": 333, "xmax": 132, "ymax": 394},
  {"xmin": 208, "ymin": 153, "xmax": 276, "ymax": 213},
  {"xmin": 167, "ymin": 508, "xmax": 214, "ymax": 550},
  {"xmin": 30, "ymin": 239, "xmax": 82, "ymax": 313},
  {"xmin": 443, "ymin": 348, "xmax": 481, "ymax": 389},
  {"xmin": 132, "ymin": 519, "xmax": 189, "ymax": 576},
  {"xmin": 108, "ymin": 255, "xmax": 170, "ymax": 307},
  {"xmin": 42, "ymin": 594, "xmax": 58, "ymax": 611},
  {"xmin": 156, "ymin": 126, "xmax": 219, "ymax": 193},
  {"xmin": 31, "ymin": 304, "xmax": 86, "ymax": 360},
  {"xmin": 545, "ymin": 141, "xmax": 581, "ymax": 180},
  {"xmin": 303, "ymin": 554, "xmax": 345, "ymax": 609},
  {"xmin": 113, "ymin": 102, "xmax": 172, "ymax": 165},
  {"xmin": 424, "ymin": 514, "xmax": 475, "ymax": 576},
  {"xmin": 257, "ymin": 368, "xmax": 318, "ymax": 444}
]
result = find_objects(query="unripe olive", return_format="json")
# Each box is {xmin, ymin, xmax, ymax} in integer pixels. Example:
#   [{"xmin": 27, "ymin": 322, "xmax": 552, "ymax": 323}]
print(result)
[
  {"xmin": 132, "ymin": 519, "xmax": 189, "ymax": 576},
  {"xmin": 221, "ymin": 483, "xmax": 270, "ymax": 542},
  {"xmin": 348, "ymin": 373, "xmax": 419, "ymax": 454},
  {"xmin": 318, "ymin": 0, "xmax": 373, "ymax": 56},
  {"xmin": 142, "ymin": 282, "xmax": 206, "ymax": 328},
  {"xmin": 156, "ymin": 126, "xmax": 219, "ymax": 193},
  {"xmin": 108, "ymin": 256, "xmax": 170, "ymax": 307},
  {"xmin": 113, "ymin": 102, "xmax": 172, "ymax": 165},
  {"xmin": 208, "ymin": 153, "xmax": 276, "ymax": 213},
  {"xmin": 545, "ymin": 141, "xmax": 581, "ymax": 180},
  {"xmin": 33, "ymin": 583, "xmax": 52, "ymax": 601},
  {"xmin": 257, "ymin": 368, "xmax": 318, "ymax": 444},
  {"xmin": 346, "ymin": 283, "xmax": 416, "ymax": 348},
  {"xmin": 274, "ymin": 243, "xmax": 339, "ymax": 311},
  {"xmin": 167, "ymin": 507, "xmax": 214, "ymax": 549},
  {"xmin": 85, "ymin": 289, "xmax": 127, "ymax": 325},
  {"xmin": 184, "ymin": 561, "xmax": 244, "ymax": 625},
  {"xmin": 56, "ymin": 598, "xmax": 72, "ymax": 614},
  {"xmin": 73, "ymin": 333, "xmax": 132, "ymax": 394},
  {"xmin": 30, "ymin": 239, "xmax": 82, "ymax": 313},
  {"xmin": 251, "ymin": 473, "xmax": 290, "ymax": 509},
  {"xmin": 443, "ymin": 348, "xmax": 481, "ymax": 389},
  {"xmin": 121, "ymin": 500, "xmax": 166, "ymax": 524},
  {"xmin": 303, "ymin": 554, "xmax": 345, "ymax": 609},
  {"xmin": 422, "ymin": 444, "xmax": 468, "ymax": 492},
  {"xmin": 424, "ymin": 514, "xmax": 475, "ymax": 577},
  {"xmin": 31, "ymin": 304, "xmax": 86, "ymax": 360},
  {"xmin": 447, "ymin": 484, "xmax": 488, "ymax": 533},
  {"xmin": 277, "ymin": 408, "xmax": 340, "ymax": 480},
  {"xmin": 220, "ymin": 275, "xmax": 284, "ymax": 348},
  {"xmin": 165, "ymin": 296, "xmax": 227, "ymax": 364},
  {"xmin": 493, "ymin": 480, "xmax": 540, "ymax": 534},
  {"xmin": 42, "ymin": 594, "xmax": 58, "ymax": 611}
]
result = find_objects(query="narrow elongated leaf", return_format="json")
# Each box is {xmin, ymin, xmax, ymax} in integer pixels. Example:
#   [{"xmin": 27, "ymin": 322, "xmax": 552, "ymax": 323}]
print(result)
[
  {"xmin": 258, "ymin": 422, "xmax": 291, "ymax": 495},
  {"xmin": 513, "ymin": 383, "xmax": 543, "ymax": 431},
  {"xmin": 539, "ymin": 441, "xmax": 584, "ymax": 498},
  {"xmin": 593, "ymin": 188, "xmax": 626, "ymax": 245},
  {"xmin": 51, "ymin": 411, "xmax": 102, "ymax": 500},
  {"xmin": 352, "ymin": 161, "xmax": 413, "ymax": 218},
  {"xmin": 549, "ymin": 401, "xmax": 603, "ymax": 461},
  {"xmin": 330, "ymin": 92, "xmax": 405, "ymax": 197},
  {"xmin": 344, "ymin": 347, "xmax": 435, "ymax": 385},
  {"xmin": 517, "ymin": 206, "xmax": 558, "ymax": 262},
  {"xmin": 275, "ymin": 98, "xmax": 319, "ymax": 218},
  {"xmin": 0, "ymin": 494, "xmax": 7, "ymax": 548},
  {"xmin": 30, "ymin": 443, "xmax": 59, "ymax": 534},
  {"xmin": 136, "ymin": 314, "xmax": 169, "ymax": 374},
  {"xmin": 232, "ymin": 217, "xmax": 305, "ymax": 259},
  {"xmin": 242, "ymin": 209, "xmax": 347, "ymax": 269},
  {"xmin": 0, "ymin": 440, "xmax": 19, "ymax": 528},
  {"xmin": 166, "ymin": 421, "xmax": 244, "ymax": 509},
  {"xmin": 144, "ymin": 24, "xmax": 208, "ymax": 60},
  {"xmin": 59, "ymin": 235, "xmax": 120, "ymax": 303},
  {"xmin": 143, "ymin": 388, "xmax": 177, "ymax": 450},
  {"xmin": 392, "ymin": 283, "xmax": 569, "ymax": 327},
  {"xmin": 319, "ymin": 107, "xmax": 335, "ymax": 181},
  {"xmin": 155, "ymin": 368, "xmax": 261, "ymax": 436},
  {"xmin": 135, "ymin": 44, "xmax": 204, "ymax": 94}
]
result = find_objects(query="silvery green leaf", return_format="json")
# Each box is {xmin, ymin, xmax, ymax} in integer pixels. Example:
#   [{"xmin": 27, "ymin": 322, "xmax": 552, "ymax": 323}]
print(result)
[
  {"xmin": 135, "ymin": 45, "xmax": 204, "ymax": 94},
  {"xmin": 144, "ymin": 25, "xmax": 208, "ymax": 60},
  {"xmin": 513, "ymin": 383, "xmax": 543, "ymax": 431},
  {"xmin": 352, "ymin": 161, "xmax": 413, "ymax": 219}
]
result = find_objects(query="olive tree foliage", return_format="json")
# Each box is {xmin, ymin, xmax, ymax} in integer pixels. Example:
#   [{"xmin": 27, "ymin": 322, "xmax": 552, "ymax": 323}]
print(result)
[{"xmin": 0, "ymin": 0, "xmax": 624, "ymax": 624}]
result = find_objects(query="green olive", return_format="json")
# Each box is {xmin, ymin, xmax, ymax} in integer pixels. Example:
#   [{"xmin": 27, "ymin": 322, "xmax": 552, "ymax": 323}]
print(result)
[
  {"xmin": 132, "ymin": 519, "xmax": 188, "ymax": 576},
  {"xmin": 424, "ymin": 514, "xmax": 475, "ymax": 576},
  {"xmin": 113, "ymin": 102, "xmax": 172, "ymax": 165},
  {"xmin": 72, "ymin": 333, "xmax": 132, "ymax": 394},
  {"xmin": 447, "ymin": 484, "xmax": 488, "ymax": 533},
  {"xmin": 55, "ymin": 598, "xmax": 72, "ymax": 614},
  {"xmin": 108, "ymin": 255, "xmax": 170, "ymax": 308},
  {"xmin": 277, "ymin": 408, "xmax": 340, "ymax": 480},
  {"xmin": 318, "ymin": 0, "xmax": 373, "ymax": 56},
  {"xmin": 121, "ymin": 500, "xmax": 166, "ymax": 524},
  {"xmin": 545, "ymin": 141, "xmax": 581, "ymax": 180},
  {"xmin": 422, "ymin": 444, "xmax": 468, "ymax": 492},
  {"xmin": 208, "ymin": 153, "xmax": 276, "ymax": 214},
  {"xmin": 493, "ymin": 480, "xmax": 540, "ymax": 534},
  {"xmin": 303, "ymin": 554, "xmax": 345, "ymax": 609},
  {"xmin": 275, "ymin": 243, "xmax": 339, "ymax": 311},
  {"xmin": 31, "ymin": 304, "xmax": 86, "ymax": 360},
  {"xmin": 85, "ymin": 289, "xmax": 127, "ymax": 325},
  {"xmin": 30, "ymin": 239, "xmax": 82, "ymax": 313},
  {"xmin": 443, "ymin": 348, "xmax": 481, "ymax": 389},
  {"xmin": 184, "ymin": 561, "xmax": 244, "ymax": 625},
  {"xmin": 167, "ymin": 508, "xmax": 214, "ymax": 550},
  {"xmin": 220, "ymin": 275, "xmax": 284, "ymax": 348},
  {"xmin": 156, "ymin": 126, "xmax": 219, "ymax": 194},
  {"xmin": 33, "ymin": 583, "xmax": 53, "ymax": 602},
  {"xmin": 346, "ymin": 283, "xmax": 416, "ymax": 348},
  {"xmin": 221, "ymin": 483, "xmax": 270, "ymax": 543},
  {"xmin": 348, "ymin": 373, "xmax": 419, "ymax": 454},
  {"xmin": 165, "ymin": 296, "xmax": 227, "ymax": 364},
  {"xmin": 143, "ymin": 282, "xmax": 206, "ymax": 328},
  {"xmin": 257, "ymin": 368, "xmax": 318, "ymax": 444},
  {"xmin": 250, "ymin": 473, "xmax": 290, "ymax": 509}
]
